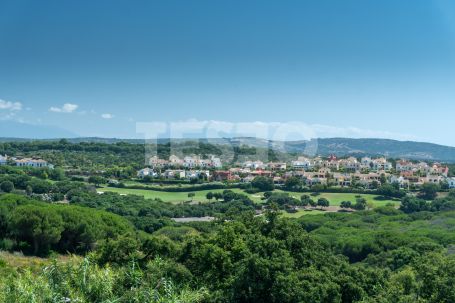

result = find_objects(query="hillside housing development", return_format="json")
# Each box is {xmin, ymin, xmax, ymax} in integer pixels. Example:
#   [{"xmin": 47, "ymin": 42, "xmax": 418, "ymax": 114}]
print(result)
[
  {"xmin": 138, "ymin": 154, "xmax": 451, "ymax": 189},
  {"xmin": 149, "ymin": 155, "xmax": 222, "ymax": 169}
]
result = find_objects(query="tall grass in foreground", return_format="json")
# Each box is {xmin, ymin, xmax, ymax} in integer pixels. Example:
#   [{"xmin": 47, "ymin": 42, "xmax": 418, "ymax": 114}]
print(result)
[{"xmin": 0, "ymin": 256, "xmax": 207, "ymax": 303}]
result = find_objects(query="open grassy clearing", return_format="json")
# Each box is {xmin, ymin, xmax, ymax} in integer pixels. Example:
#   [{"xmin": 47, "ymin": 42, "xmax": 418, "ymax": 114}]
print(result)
[
  {"xmin": 99, "ymin": 186, "xmax": 263, "ymax": 203},
  {"xmin": 0, "ymin": 251, "xmax": 75, "ymax": 273},
  {"xmin": 275, "ymin": 190, "xmax": 400, "ymax": 207},
  {"xmin": 99, "ymin": 186, "xmax": 399, "ymax": 208}
]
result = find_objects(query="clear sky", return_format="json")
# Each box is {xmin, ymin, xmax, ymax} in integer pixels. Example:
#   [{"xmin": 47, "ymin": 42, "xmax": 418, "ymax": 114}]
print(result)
[{"xmin": 1, "ymin": 0, "xmax": 455, "ymax": 145}]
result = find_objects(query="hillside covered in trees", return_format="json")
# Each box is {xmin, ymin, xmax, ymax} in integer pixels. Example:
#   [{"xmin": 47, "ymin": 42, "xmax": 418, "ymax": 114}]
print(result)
[{"xmin": 1, "ymin": 188, "xmax": 455, "ymax": 302}]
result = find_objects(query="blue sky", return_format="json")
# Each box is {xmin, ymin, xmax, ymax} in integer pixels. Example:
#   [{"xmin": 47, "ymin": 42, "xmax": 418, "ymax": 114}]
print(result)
[{"xmin": 1, "ymin": 0, "xmax": 455, "ymax": 145}]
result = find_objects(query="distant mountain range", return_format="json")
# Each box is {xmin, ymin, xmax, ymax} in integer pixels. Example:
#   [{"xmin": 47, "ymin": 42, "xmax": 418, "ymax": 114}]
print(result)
[
  {"xmin": 1, "ymin": 136, "xmax": 455, "ymax": 162},
  {"xmin": 202, "ymin": 137, "xmax": 455, "ymax": 162},
  {"xmin": 0, "ymin": 121, "xmax": 77, "ymax": 139},
  {"xmin": 285, "ymin": 138, "xmax": 455, "ymax": 162}
]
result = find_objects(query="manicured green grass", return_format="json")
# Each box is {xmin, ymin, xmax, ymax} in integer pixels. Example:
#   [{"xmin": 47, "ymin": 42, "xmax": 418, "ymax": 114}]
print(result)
[
  {"xmin": 275, "ymin": 190, "xmax": 400, "ymax": 207},
  {"xmin": 98, "ymin": 187, "xmax": 263, "ymax": 203},
  {"xmin": 99, "ymin": 186, "xmax": 398, "ymax": 208}
]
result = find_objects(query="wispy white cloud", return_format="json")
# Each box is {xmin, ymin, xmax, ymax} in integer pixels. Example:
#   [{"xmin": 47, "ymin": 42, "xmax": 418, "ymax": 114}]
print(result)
[
  {"xmin": 0, "ymin": 99, "xmax": 22, "ymax": 111},
  {"xmin": 49, "ymin": 103, "xmax": 78, "ymax": 113},
  {"xmin": 101, "ymin": 113, "xmax": 114, "ymax": 119}
]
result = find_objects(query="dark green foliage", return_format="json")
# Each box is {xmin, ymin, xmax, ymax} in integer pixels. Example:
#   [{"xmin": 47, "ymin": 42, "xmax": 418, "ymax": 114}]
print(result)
[
  {"xmin": 0, "ymin": 181, "xmax": 14, "ymax": 193},
  {"xmin": 180, "ymin": 212, "xmax": 388, "ymax": 302},
  {"xmin": 340, "ymin": 201, "xmax": 352, "ymax": 208},
  {"xmin": 88, "ymin": 175, "xmax": 106, "ymax": 186},
  {"xmin": 300, "ymin": 194, "xmax": 313, "ymax": 206},
  {"xmin": 399, "ymin": 195, "xmax": 455, "ymax": 213},
  {"xmin": 251, "ymin": 176, "xmax": 275, "ymax": 191},
  {"xmin": 0, "ymin": 194, "xmax": 134, "ymax": 256},
  {"xmin": 317, "ymin": 197, "xmax": 330, "ymax": 208},
  {"xmin": 284, "ymin": 176, "xmax": 302, "ymax": 190},
  {"xmin": 267, "ymin": 192, "xmax": 300, "ymax": 207},
  {"xmin": 2, "ymin": 189, "xmax": 455, "ymax": 301},
  {"xmin": 68, "ymin": 190, "xmax": 255, "ymax": 233},
  {"xmin": 353, "ymin": 197, "xmax": 367, "ymax": 210},
  {"xmin": 419, "ymin": 183, "xmax": 440, "ymax": 200},
  {"xmin": 206, "ymin": 191, "xmax": 213, "ymax": 201},
  {"xmin": 9, "ymin": 205, "xmax": 65, "ymax": 255},
  {"xmin": 377, "ymin": 183, "xmax": 406, "ymax": 198},
  {"xmin": 400, "ymin": 196, "xmax": 431, "ymax": 213}
]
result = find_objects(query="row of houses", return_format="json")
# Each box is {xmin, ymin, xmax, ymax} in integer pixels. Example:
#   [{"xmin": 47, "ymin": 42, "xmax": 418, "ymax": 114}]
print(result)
[
  {"xmin": 390, "ymin": 173, "xmax": 454, "ymax": 189},
  {"xmin": 0, "ymin": 155, "xmax": 53, "ymax": 168},
  {"xmin": 241, "ymin": 161, "xmax": 288, "ymax": 171},
  {"xmin": 208, "ymin": 167, "xmax": 388, "ymax": 188},
  {"xmin": 291, "ymin": 156, "xmax": 393, "ymax": 172},
  {"xmin": 137, "ymin": 163, "xmax": 455, "ymax": 189},
  {"xmin": 149, "ymin": 155, "xmax": 222, "ymax": 169},
  {"xmin": 147, "ymin": 154, "xmax": 448, "ymax": 178},
  {"xmin": 241, "ymin": 157, "xmax": 393, "ymax": 172},
  {"xmin": 204, "ymin": 165, "xmax": 455, "ymax": 189},
  {"xmin": 139, "ymin": 154, "xmax": 452, "ymax": 189},
  {"xmin": 290, "ymin": 156, "xmax": 450, "ymax": 176},
  {"xmin": 137, "ymin": 168, "xmax": 210, "ymax": 180},
  {"xmin": 395, "ymin": 160, "xmax": 449, "ymax": 176}
]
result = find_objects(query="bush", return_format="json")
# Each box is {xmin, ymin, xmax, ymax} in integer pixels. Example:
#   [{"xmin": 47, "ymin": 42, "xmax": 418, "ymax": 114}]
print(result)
[
  {"xmin": 0, "ymin": 181, "xmax": 14, "ymax": 193},
  {"xmin": 251, "ymin": 176, "xmax": 274, "ymax": 191}
]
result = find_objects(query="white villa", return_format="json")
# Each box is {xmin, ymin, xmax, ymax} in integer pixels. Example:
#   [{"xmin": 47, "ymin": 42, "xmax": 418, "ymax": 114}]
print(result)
[
  {"xmin": 339, "ymin": 157, "xmax": 361, "ymax": 171},
  {"xmin": 242, "ymin": 160, "xmax": 266, "ymax": 170},
  {"xmin": 360, "ymin": 157, "xmax": 393, "ymax": 171},
  {"xmin": 163, "ymin": 169, "xmax": 186, "ymax": 179},
  {"xmin": 291, "ymin": 157, "xmax": 313, "ymax": 170},
  {"xmin": 390, "ymin": 175, "xmax": 410, "ymax": 189},
  {"xmin": 13, "ymin": 157, "xmax": 53, "ymax": 168},
  {"xmin": 183, "ymin": 155, "xmax": 222, "ymax": 168},
  {"xmin": 137, "ymin": 168, "xmax": 158, "ymax": 178},
  {"xmin": 361, "ymin": 157, "xmax": 373, "ymax": 167},
  {"xmin": 448, "ymin": 177, "xmax": 455, "ymax": 189},
  {"xmin": 149, "ymin": 156, "xmax": 168, "ymax": 168},
  {"xmin": 0, "ymin": 155, "xmax": 7, "ymax": 165},
  {"xmin": 185, "ymin": 170, "xmax": 210, "ymax": 179}
]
